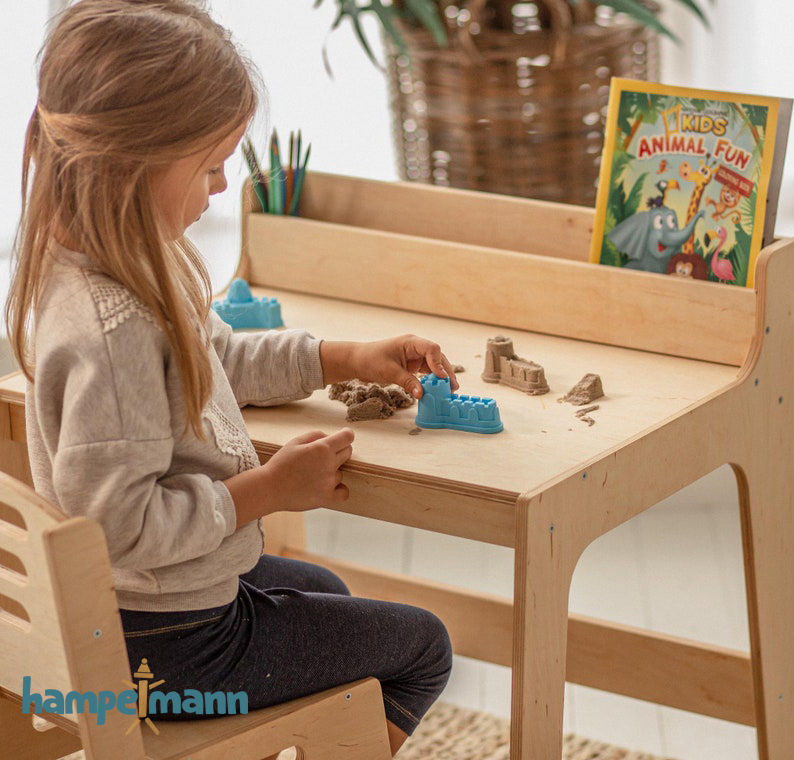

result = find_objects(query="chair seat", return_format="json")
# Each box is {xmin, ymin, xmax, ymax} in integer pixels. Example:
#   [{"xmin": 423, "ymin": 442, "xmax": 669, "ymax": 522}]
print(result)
[{"xmin": 142, "ymin": 678, "xmax": 387, "ymax": 760}]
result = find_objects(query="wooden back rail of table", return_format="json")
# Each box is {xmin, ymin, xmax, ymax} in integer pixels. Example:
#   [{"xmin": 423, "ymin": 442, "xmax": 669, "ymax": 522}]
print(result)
[{"xmin": 2, "ymin": 172, "xmax": 792, "ymax": 759}]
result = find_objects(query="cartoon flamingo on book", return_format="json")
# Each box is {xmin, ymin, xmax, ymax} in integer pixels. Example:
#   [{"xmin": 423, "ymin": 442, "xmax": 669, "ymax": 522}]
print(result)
[{"xmin": 703, "ymin": 225, "xmax": 736, "ymax": 284}]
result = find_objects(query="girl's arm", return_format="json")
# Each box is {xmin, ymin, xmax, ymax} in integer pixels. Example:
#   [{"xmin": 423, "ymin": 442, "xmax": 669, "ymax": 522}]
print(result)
[
  {"xmin": 319, "ymin": 335, "xmax": 458, "ymax": 397},
  {"xmin": 50, "ymin": 437, "xmax": 238, "ymax": 568},
  {"xmin": 207, "ymin": 310, "xmax": 325, "ymax": 406},
  {"xmin": 209, "ymin": 311, "xmax": 457, "ymax": 405}
]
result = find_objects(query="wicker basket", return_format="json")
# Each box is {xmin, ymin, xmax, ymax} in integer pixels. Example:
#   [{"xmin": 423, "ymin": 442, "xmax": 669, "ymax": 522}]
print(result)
[{"xmin": 386, "ymin": 0, "xmax": 660, "ymax": 206}]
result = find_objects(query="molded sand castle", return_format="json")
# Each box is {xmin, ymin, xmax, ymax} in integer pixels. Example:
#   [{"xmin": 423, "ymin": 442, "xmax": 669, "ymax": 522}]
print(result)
[
  {"xmin": 416, "ymin": 373, "xmax": 503, "ymax": 434},
  {"xmin": 212, "ymin": 278, "xmax": 283, "ymax": 329},
  {"xmin": 482, "ymin": 335, "xmax": 549, "ymax": 395}
]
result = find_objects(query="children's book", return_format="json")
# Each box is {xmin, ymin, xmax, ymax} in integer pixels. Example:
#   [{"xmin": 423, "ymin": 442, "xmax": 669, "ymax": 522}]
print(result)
[{"xmin": 590, "ymin": 78, "xmax": 792, "ymax": 288}]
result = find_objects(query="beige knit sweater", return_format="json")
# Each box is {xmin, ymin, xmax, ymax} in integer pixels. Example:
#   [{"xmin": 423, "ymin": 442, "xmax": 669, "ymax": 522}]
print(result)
[{"xmin": 26, "ymin": 246, "xmax": 324, "ymax": 611}]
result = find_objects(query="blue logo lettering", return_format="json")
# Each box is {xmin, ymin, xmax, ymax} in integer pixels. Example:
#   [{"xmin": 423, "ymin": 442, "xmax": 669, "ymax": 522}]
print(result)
[
  {"xmin": 21, "ymin": 677, "xmax": 137, "ymax": 726},
  {"xmin": 20, "ymin": 662, "xmax": 248, "ymax": 734}
]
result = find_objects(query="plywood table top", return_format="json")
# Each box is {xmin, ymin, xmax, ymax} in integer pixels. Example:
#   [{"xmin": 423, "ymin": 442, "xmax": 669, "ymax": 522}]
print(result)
[
  {"xmin": 241, "ymin": 286, "xmax": 738, "ymax": 500},
  {"xmin": 0, "ymin": 287, "xmax": 738, "ymax": 502}
]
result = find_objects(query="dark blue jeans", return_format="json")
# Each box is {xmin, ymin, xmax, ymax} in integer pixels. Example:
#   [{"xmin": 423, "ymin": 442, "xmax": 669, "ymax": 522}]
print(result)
[{"xmin": 120, "ymin": 553, "xmax": 452, "ymax": 735}]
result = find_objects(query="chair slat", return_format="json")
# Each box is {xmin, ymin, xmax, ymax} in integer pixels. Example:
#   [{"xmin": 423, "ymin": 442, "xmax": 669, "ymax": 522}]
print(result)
[
  {"xmin": 0, "ymin": 566, "xmax": 28, "ymax": 607},
  {"xmin": 0, "ymin": 525, "xmax": 28, "ymax": 566}
]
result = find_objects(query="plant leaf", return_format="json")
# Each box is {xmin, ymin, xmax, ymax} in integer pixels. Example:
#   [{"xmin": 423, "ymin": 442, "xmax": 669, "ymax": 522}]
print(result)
[
  {"xmin": 370, "ymin": 1, "xmax": 408, "ymax": 56},
  {"xmin": 348, "ymin": 12, "xmax": 381, "ymax": 67},
  {"xmin": 322, "ymin": 0, "xmax": 445, "ymax": 67},
  {"xmin": 669, "ymin": 0, "xmax": 710, "ymax": 29},
  {"xmin": 625, "ymin": 171, "xmax": 648, "ymax": 216},
  {"xmin": 598, "ymin": 0, "xmax": 679, "ymax": 43},
  {"xmin": 402, "ymin": 0, "xmax": 448, "ymax": 47}
]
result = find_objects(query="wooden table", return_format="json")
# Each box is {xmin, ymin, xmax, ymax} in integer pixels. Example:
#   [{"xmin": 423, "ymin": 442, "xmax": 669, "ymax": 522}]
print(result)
[{"xmin": 2, "ymin": 172, "xmax": 792, "ymax": 759}]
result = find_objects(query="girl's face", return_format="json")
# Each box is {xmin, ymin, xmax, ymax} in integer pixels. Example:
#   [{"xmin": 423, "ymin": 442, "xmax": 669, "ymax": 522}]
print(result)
[{"xmin": 149, "ymin": 122, "xmax": 246, "ymax": 240}]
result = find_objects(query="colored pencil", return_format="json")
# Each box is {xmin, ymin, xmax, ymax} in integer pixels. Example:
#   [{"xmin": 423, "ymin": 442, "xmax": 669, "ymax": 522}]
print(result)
[
  {"xmin": 242, "ymin": 138, "xmax": 267, "ymax": 212},
  {"xmin": 289, "ymin": 143, "xmax": 311, "ymax": 216},
  {"xmin": 244, "ymin": 128, "xmax": 310, "ymax": 216},
  {"xmin": 286, "ymin": 132, "xmax": 295, "ymax": 213}
]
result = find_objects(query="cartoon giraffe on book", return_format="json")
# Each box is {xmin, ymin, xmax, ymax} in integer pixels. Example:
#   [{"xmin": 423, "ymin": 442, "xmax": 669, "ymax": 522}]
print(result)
[{"xmin": 678, "ymin": 157, "xmax": 718, "ymax": 257}]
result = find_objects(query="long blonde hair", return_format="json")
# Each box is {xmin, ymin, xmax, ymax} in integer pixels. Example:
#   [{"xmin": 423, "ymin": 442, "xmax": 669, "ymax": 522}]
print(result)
[{"xmin": 6, "ymin": 0, "xmax": 258, "ymax": 437}]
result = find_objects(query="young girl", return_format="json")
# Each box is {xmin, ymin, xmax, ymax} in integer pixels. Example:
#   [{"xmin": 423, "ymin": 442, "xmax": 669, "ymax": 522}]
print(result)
[{"xmin": 7, "ymin": 0, "xmax": 456, "ymax": 753}]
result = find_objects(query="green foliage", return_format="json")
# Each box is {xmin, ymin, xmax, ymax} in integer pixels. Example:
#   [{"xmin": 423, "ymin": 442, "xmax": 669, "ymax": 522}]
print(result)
[
  {"xmin": 318, "ymin": 0, "xmax": 711, "ymax": 66},
  {"xmin": 731, "ymin": 224, "xmax": 751, "ymax": 286},
  {"xmin": 614, "ymin": 148, "xmax": 648, "ymax": 213},
  {"xmin": 600, "ymin": 207, "xmax": 626, "ymax": 267},
  {"xmin": 616, "ymin": 91, "xmax": 657, "ymax": 135},
  {"xmin": 701, "ymin": 202, "xmax": 754, "ymax": 287},
  {"xmin": 742, "ymin": 104, "xmax": 770, "ymax": 129},
  {"xmin": 598, "ymin": 0, "xmax": 710, "ymax": 43},
  {"xmin": 624, "ymin": 171, "xmax": 648, "ymax": 217},
  {"xmin": 315, "ymin": 0, "xmax": 447, "ymax": 67}
]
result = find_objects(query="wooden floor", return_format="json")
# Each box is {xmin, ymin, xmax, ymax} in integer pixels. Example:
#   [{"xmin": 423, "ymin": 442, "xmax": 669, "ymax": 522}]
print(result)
[{"xmin": 304, "ymin": 464, "xmax": 758, "ymax": 760}]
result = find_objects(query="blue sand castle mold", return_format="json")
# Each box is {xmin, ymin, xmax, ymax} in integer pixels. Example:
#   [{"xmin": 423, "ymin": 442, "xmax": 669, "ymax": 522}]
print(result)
[
  {"xmin": 212, "ymin": 278, "xmax": 283, "ymax": 329},
  {"xmin": 415, "ymin": 373, "xmax": 503, "ymax": 434}
]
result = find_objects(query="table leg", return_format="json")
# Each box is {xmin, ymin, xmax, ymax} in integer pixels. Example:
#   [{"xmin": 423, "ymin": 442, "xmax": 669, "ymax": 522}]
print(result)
[
  {"xmin": 510, "ymin": 493, "xmax": 579, "ymax": 760},
  {"xmin": 735, "ymin": 460, "xmax": 794, "ymax": 760}
]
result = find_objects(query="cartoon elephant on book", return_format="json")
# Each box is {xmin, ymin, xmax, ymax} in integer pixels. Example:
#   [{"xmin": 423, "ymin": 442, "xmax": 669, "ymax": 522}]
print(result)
[{"xmin": 608, "ymin": 207, "xmax": 705, "ymax": 274}]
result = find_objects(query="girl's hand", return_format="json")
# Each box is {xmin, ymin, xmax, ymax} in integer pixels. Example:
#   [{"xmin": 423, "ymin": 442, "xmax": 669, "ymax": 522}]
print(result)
[
  {"xmin": 224, "ymin": 428, "xmax": 353, "ymax": 524},
  {"xmin": 321, "ymin": 335, "xmax": 458, "ymax": 399},
  {"xmin": 264, "ymin": 428, "xmax": 353, "ymax": 509}
]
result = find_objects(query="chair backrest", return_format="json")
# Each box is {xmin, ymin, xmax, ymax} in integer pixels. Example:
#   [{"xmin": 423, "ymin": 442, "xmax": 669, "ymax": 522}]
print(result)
[
  {"xmin": 0, "ymin": 472, "xmax": 146, "ymax": 758},
  {"xmin": 1, "ymin": 471, "xmax": 393, "ymax": 760}
]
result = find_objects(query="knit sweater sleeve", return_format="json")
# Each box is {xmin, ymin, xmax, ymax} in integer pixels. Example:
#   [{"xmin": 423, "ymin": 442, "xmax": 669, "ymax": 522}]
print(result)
[
  {"xmin": 30, "ymin": 277, "xmax": 238, "ymax": 570},
  {"xmin": 50, "ymin": 439, "xmax": 237, "ymax": 570},
  {"xmin": 206, "ymin": 309, "xmax": 326, "ymax": 406}
]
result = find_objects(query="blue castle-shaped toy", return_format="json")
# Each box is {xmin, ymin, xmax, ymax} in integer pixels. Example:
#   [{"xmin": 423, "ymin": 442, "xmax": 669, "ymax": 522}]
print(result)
[
  {"xmin": 415, "ymin": 374, "xmax": 503, "ymax": 434},
  {"xmin": 212, "ymin": 278, "xmax": 283, "ymax": 330}
]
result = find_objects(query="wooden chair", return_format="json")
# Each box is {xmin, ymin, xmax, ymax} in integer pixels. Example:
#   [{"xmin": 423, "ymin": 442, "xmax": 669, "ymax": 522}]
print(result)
[{"xmin": 0, "ymin": 471, "xmax": 392, "ymax": 760}]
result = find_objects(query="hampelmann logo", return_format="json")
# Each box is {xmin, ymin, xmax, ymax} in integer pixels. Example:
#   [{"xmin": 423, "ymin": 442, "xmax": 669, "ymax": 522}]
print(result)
[{"xmin": 22, "ymin": 658, "xmax": 248, "ymax": 735}]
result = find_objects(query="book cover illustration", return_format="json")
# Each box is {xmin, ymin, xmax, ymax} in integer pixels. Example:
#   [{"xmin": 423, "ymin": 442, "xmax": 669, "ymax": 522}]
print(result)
[{"xmin": 590, "ymin": 78, "xmax": 785, "ymax": 288}]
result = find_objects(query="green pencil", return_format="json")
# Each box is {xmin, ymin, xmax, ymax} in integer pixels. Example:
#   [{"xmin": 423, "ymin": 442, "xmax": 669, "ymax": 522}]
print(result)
[
  {"xmin": 242, "ymin": 138, "xmax": 267, "ymax": 212},
  {"xmin": 289, "ymin": 142, "xmax": 311, "ymax": 216},
  {"xmin": 270, "ymin": 131, "xmax": 285, "ymax": 215}
]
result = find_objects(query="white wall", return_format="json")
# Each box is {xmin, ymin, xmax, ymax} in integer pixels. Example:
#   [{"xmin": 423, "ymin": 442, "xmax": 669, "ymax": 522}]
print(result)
[{"xmin": 0, "ymin": 4, "xmax": 50, "ymax": 348}]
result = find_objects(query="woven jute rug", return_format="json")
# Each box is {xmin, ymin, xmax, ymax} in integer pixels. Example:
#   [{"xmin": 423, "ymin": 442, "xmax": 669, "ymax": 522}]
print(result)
[
  {"xmin": 396, "ymin": 702, "xmax": 677, "ymax": 759},
  {"xmin": 278, "ymin": 701, "xmax": 677, "ymax": 759}
]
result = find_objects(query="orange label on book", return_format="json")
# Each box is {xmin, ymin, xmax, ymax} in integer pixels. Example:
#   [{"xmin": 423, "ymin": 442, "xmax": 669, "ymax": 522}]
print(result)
[{"xmin": 715, "ymin": 165, "xmax": 754, "ymax": 197}]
